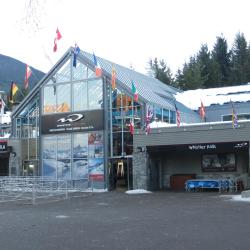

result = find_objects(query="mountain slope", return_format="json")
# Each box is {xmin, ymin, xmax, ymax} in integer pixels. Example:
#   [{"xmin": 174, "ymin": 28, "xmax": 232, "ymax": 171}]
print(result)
[{"xmin": 0, "ymin": 54, "xmax": 45, "ymax": 93}]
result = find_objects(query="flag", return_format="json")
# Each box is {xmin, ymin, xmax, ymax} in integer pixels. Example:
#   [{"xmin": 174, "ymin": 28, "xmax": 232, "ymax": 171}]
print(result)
[
  {"xmin": 145, "ymin": 106, "xmax": 153, "ymax": 135},
  {"xmin": 9, "ymin": 81, "xmax": 18, "ymax": 103},
  {"xmin": 132, "ymin": 81, "xmax": 138, "ymax": 102},
  {"xmin": 56, "ymin": 28, "xmax": 62, "ymax": 40},
  {"xmin": 24, "ymin": 64, "xmax": 32, "ymax": 89},
  {"xmin": 174, "ymin": 102, "xmax": 181, "ymax": 127},
  {"xmin": 231, "ymin": 100, "xmax": 238, "ymax": 128},
  {"xmin": 53, "ymin": 28, "xmax": 62, "ymax": 52},
  {"xmin": 93, "ymin": 52, "xmax": 102, "ymax": 77},
  {"xmin": 111, "ymin": 65, "xmax": 116, "ymax": 90},
  {"xmin": 129, "ymin": 120, "xmax": 134, "ymax": 135},
  {"xmin": 0, "ymin": 98, "xmax": 5, "ymax": 114},
  {"xmin": 199, "ymin": 100, "xmax": 206, "ymax": 120},
  {"xmin": 73, "ymin": 44, "xmax": 80, "ymax": 67}
]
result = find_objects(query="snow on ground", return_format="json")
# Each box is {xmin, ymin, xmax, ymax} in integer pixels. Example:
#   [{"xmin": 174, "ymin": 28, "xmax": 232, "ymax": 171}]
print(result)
[
  {"xmin": 220, "ymin": 194, "xmax": 250, "ymax": 202},
  {"xmin": 125, "ymin": 189, "xmax": 152, "ymax": 194}
]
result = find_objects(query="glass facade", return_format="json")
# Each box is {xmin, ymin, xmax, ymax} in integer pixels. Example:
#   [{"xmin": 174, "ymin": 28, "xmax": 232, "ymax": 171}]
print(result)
[
  {"xmin": 41, "ymin": 57, "xmax": 104, "ymax": 181},
  {"xmin": 110, "ymin": 88, "xmax": 141, "ymax": 157},
  {"xmin": 11, "ymin": 50, "xmax": 177, "ymax": 186}
]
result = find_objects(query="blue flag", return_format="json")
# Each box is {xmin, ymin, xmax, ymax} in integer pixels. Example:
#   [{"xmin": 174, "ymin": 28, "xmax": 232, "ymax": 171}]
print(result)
[{"xmin": 73, "ymin": 44, "xmax": 80, "ymax": 67}]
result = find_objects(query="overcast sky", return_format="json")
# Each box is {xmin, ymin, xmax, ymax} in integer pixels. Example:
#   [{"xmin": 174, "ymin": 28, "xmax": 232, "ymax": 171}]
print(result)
[{"xmin": 1, "ymin": 0, "xmax": 250, "ymax": 75}]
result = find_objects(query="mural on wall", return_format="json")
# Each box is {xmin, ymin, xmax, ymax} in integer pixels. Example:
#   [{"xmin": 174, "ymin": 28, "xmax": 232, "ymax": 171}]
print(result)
[
  {"xmin": 42, "ymin": 131, "xmax": 104, "ymax": 180},
  {"xmin": 202, "ymin": 153, "xmax": 236, "ymax": 172}
]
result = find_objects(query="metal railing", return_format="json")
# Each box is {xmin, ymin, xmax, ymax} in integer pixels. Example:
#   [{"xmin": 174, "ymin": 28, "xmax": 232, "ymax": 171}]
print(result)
[{"xmin": 0, "ymin": 177, "xmax": 94, "ymax": 205}]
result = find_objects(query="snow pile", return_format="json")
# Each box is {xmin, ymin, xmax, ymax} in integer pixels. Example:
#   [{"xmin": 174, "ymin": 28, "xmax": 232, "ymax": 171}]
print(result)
[
  {"xmin": 231, "ymin": 195, "xmax": 250, "ymax": 202},
  {"xmin": 125, "ymin": 189, "xmax": 152, "ymax": 194},
  {"xmin": 175, "ymin": 84, "xmax": 250, "ymax": 110}
]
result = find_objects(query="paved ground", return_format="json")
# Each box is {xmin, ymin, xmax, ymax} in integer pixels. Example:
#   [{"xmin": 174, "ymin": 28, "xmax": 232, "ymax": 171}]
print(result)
[{"xmin": 0, "ymin": 191, "xmax": 250, "ymax": 250}]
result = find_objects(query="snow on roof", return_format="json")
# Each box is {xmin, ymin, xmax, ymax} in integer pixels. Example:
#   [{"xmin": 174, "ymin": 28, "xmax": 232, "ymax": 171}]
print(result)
[
  {"xmin": 175, "ymin": 83, "xmax": 250, "ymax": 110},
  {"xmin": 149, "ymin": 121, "xmax": 174, "ymax": 128}
]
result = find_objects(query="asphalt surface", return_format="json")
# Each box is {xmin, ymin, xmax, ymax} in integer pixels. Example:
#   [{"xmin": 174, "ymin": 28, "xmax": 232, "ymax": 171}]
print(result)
[{"xmin": 0, "ymin": 191, "xmax": 249, "ymax": 250}]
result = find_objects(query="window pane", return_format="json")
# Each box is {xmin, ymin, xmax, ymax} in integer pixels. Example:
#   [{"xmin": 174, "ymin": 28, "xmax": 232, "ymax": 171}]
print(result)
[
  {"xmin": 163, "ymin": 109, "xmax": 169, "ymax": 123},
  {"xmin": 112, "ymin": 109, "xmax": 122, "ymax": 132},
  {"xmin": 170, "ymin": 110, "xmax": 175, "ymax": 124},
  {"xmin": 73, "ymin": 133, "xmax": 88, "ymax": 158},
  {"xmin": 124, "ymin": 132, "xmax": 133, "ymax": 156},
  {"xmin": 55, "ymin": 60, "xmax": 71, "ymax": 83},
  {"xmin": 88, "ymin": 79, "xmax": 103, "ymax": 109},
  {"xmin": 87, "ymin": 68, "xmax": 96, "ymax": 79},
  {"xmin": 43, "ymin": 136, "xmax": 56, "ymax": 159},
  {"xmin": 73, "ymin": 62, "xmax": 88, "ymax": 80},
  {"xmin": 57, "ymin": 135, "xmax": 71, "ymax": 179},
  {"xmin": 73, "ymin": 159, "xmax": 88, "ymax": 179},
  {"xmin": 42, "ymin": 136, "xmax": 57, "ymax": 178},
  {"xmin": 57, "ymin": 135, "xmax": 71, "ymax": 160},
  {"xmin": 43, "ymin": 159, "xmax": 57, "ymax": 178},
  {"xmin": 88, "ymin": 132, "xmax": 104, "ymax": 158},
  {"xmin": 56, "ymin": 84, "xmax": 71, "ymax": 112},
  {"xmin": 73, "ymin": 81, "xmax": 87, "ymax": 111},
  {"xmin": 43, "ymin": 86, "xmax": 56, "ymax": 113},
  {"xmin": 88, "ymin": 158, "xmax": 104, "ymax": 180},
  {"xmin": 155, "ymin": 106, "xmax": 162, "ymax": 121},
  {"xmin": 113, "ymin": 132, "xmax": 122, "ymax": 156}
]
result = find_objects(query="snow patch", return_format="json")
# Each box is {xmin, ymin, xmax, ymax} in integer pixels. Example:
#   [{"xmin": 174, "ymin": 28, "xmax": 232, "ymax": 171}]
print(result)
[
  {"xmin": 221, "ymin": 194, "xmax": 250, "ymax": 202},
  {"xmin": 125, "ymin": 189, "xmax": 152, "ymax": 194},
  {"xmin": 231, "ymin": 195, "xmax": 250, "ymax": 202},
  {"xmin": 56, "ymin": 215, "xmax": 69, "ymax": 219}
]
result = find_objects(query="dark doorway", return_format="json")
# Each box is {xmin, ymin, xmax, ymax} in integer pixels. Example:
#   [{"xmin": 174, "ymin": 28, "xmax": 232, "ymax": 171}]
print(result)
[
  {"xmin": 0, "ymin": 156, "xmax": 9, "ymax": 176},
  {"xmin": 149, "ymin": 159, "xmax": 160, "ymax": 191},
  {"xmin": 109, "ymin": 158, "xmax": 133, "ymax": 191}
]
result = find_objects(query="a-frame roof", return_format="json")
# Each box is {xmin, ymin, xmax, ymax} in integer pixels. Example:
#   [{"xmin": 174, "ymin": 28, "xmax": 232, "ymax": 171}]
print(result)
[{"xmin": 12, "ymin": 47, "xmax": 196, "ymax": 117}]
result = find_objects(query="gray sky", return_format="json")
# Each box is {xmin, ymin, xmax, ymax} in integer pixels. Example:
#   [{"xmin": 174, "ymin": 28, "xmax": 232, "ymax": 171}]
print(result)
[{"xmin": 0, "ymin": 0, "xmax": 250, "ymax": 75}]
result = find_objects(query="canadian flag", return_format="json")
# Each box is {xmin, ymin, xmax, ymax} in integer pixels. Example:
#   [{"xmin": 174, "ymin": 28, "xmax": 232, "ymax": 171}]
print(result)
[{"xmin": 53, "ymin": 28, "xmax": 62, "ymax": 52}]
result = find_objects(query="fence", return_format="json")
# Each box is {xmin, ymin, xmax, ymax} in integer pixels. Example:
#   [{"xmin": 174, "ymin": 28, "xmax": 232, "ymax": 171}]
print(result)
[{"xmin": 0, "ymin": 177, "xmax": 94, "ymax": 205}]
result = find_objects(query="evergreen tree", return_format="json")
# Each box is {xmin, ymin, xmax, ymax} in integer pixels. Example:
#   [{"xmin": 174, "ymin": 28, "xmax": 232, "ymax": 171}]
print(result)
[
  {"xmin": 148, "ymin": 58, "xmax": 175, "ymax": 87},
  {"xmin": 196, "ymin": 44, "xmax": 212, "ymax": 88},
  {"xmin": 229, "ymin": 32, "xmax": 249, "ymax": 84},
  {"xmin": 211, "ymin": 35, "xmax": 231, "ymax": 86},
  {"xmin": 175, "ymin": 56, "xmax": 204, "ymax": 90}
]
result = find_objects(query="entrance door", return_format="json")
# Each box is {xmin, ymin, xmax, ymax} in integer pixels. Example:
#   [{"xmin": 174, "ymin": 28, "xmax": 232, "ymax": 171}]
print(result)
[{"xmin": 108, "ymin": 158, "xmax": 133, "ymax": 190}]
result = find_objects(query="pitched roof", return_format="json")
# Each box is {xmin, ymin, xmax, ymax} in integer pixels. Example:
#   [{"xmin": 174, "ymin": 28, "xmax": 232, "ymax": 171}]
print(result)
[{"xmin": 13, "ymin": 47, "xmax": 196, "ymax": 116}]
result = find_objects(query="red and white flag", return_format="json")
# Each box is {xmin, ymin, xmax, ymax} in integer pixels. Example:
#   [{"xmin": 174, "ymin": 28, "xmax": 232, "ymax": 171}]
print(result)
[
  {"xmin": 53, "ymin": 28, "xmax": 62, "ymax": 52},
  {"xmin": 24, "ymin": 64, "xmax": 32, "ymax": 89}
]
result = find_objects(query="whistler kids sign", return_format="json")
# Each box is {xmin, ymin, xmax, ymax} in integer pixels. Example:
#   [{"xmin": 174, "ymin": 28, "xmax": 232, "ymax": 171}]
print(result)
[{"xmin": 188, "ymin": 144, "xmax": 216, "ymax": 151}]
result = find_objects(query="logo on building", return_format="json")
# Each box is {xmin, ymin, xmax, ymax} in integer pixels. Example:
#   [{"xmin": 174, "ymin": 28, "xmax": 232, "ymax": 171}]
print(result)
[{"xmin": 57, "ymin": 114, "xmax": 84, "ymax": 123}]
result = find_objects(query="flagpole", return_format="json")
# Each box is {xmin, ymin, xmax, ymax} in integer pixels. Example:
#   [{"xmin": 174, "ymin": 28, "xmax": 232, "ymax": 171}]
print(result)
[{"xmin": 132, "ymin": 96, "xmax": 134, "ymax": 133}]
